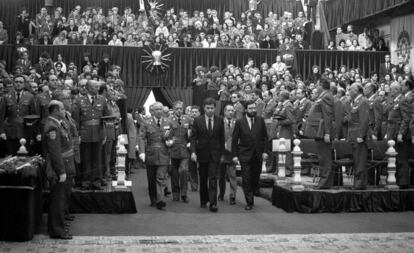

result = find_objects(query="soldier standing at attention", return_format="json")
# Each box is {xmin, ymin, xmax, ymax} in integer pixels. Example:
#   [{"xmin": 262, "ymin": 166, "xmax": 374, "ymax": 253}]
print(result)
[
  {"xmin": 170, "ymin": 101, "xmax": 191, "ymax": 203},
  {"xmin": 72, "ymin": 80, "xmax": 110, "ymax": 190},
  {"xmin": 138, "ymin": 102, "xmax": 173, "ymax": 210},
  {"xmin": 44, "ymin": 100, "xmax": 75, "ymax": 240},
  {"xmin": 4, "ymin": 75, "xmax": 36, "ymax": 154},
  {"xmin": 346, "ymin": 83, "xmax": 369, "ymax": 190},
  {"xmin": 303, "ymin": 79, "xmax": 334, "ymax": 189}
]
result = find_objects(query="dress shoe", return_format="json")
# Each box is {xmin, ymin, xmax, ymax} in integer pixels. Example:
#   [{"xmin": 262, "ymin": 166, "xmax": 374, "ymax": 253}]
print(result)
[
  {"xmin": 218, "ymin": 196, "xmax": 224, "ymax": 201},
  {"xmin": 209, "ymin": 205, "xmax": 218, "ymax": 212},
  {"xmin": 65, "ymin": 215, "xmax": 75, "ymax": 221},
  {"xmin": 50, "ymin": 234, "xmax": 73, "ymax": 240},
  {"xmin": 200, "ymin": 203, "xmax": 207, "ymax": 208},
  {"xmin": 229, "ymin": 198, "xmax": 236, "ymax": 205},
  {"xmin": 245, "ymin": 205, "xmax": 253, "ymax": 211},
  {"xmin": 156, "ymin": 201, "xmax": 166, "ymax": 210},
  {"xmin": 181, "ymin": 196, "xmax": 189, "ymax": 203}
]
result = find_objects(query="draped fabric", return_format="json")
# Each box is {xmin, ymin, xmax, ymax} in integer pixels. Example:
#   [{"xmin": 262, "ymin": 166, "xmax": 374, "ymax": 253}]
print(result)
[
  {"xmin": 390, "ymin": 13, "xmax": 414, "ymax": 73},
  {"xmin": 295, "ymin": 50, "xmax": 388, "ymax": 80},
  {"xmin": 124, "ymin": 87, "xmax": 151, "ymax": 110},
  {"xmin": 324, "ymin": 0, "xmax": 411, "ymax": 30},
  {"xmin": 159, "ymin": 87, "xmax": 193, "ymax": 108}
]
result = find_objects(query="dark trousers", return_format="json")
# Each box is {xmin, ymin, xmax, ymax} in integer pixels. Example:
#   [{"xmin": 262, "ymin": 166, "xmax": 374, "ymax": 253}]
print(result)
[
  {"xmin": 80, "ymin": 142, "xmax": 102, "ymax": 187},
  {"xmin": 198, "ymin": 161, "xmax": 220, "ymax": 206},
  {"xmin": 48, "ymin": 180, "xmax": 69, "ymax": 237},
  {"xmin": 189, "ymin": 160, "xmax": 199, "ymax": 191},
  {"xmin": 316, "ymin": 139, "xmax": 334, "ymax": 188},
  {"xmin": 352, "ymin": 142, "xmax": 368, "ymax": 189},
  {"xmin": 396, "ymin": 140, "xmax": 410, "ymax": 186},
  {"xmin": 170, "ymin": 158, "xmax": 189, "ymax": 198},
  {"xmin": 241, "ymin": 155, "xmax": 261, "ymax": 206},
  {"xmin": 102, "ymin": 140, "xmax": 114, "ymax": 179},
  {"xmin": 64, "ymin": 177, "xmax": 73, "ymax": 217},
  {"xmin": 146, "ymin": 165, "xmax": 157, "ymax": 204}
]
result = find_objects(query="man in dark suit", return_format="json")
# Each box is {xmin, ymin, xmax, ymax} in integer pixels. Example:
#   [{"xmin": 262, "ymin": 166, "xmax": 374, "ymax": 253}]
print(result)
[
  {"xmin": 303, "ymin": 79, "xmax": 334, "ymax": 189},
  {"xmin": 379, "ymin": 54, "xmax": 393, "ymax": 78},
  {"xmin": 190, "ymin": 97, "xmax": 225, "ymax": 212},
  {"xmin": 232, "ymin": 100, "xmax": 269, "ymax": 210},
  {"xmin": 346, "ymin": 83, "xmax": 369, "ymax": 189}
]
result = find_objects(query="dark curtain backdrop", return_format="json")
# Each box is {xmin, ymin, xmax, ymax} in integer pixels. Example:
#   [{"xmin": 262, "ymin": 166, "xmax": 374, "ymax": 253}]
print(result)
[
  {"xmin": 295, "ymin": 50, "xmax": 388, "ymax": 80},
  {"xmin": 159, "ymin": 87, "xmax": 193, "ymax": 108},
  {"xmin": 324, "ymin": 0, "xmax": 410, "ymax": 30},
  {"xmin": 124, "ymin": 87, "xmax": 151, "ymax": 110}
]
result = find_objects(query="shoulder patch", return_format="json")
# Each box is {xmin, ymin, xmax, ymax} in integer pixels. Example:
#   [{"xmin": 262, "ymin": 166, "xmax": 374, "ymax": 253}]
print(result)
[{"xmin": 49, "ymin": 131, "xmax": 57, "ymax": 140}]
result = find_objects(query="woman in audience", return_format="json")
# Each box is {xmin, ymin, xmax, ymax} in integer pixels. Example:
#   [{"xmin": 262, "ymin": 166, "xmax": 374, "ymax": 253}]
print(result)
[{"xmin": 108, "ymin": 33, "xmax": 123, "ymax": 46}]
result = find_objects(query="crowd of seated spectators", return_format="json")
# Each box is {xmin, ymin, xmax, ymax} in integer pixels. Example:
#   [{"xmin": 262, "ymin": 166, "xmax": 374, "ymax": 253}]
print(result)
[
  {"xmin": 327, "ymin": 25, "xmax": 389, "ymax": 52},
  {"xmin": 192, "ymin": 54, "xmax": 412, "ymax": 109},
  {"xmin": 5, "ymin": 5, "xmax": 312, "ymax": 49}
]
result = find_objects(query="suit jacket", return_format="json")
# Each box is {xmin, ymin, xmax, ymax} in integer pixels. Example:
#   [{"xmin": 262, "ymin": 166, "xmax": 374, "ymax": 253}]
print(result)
[
  {"xmin": 346, "ymin": 95, "xmax": 370, "ymax": 142},
  {"xmin": 333, "ymin": 97, "xmax": 345, "ymax": 139},
  {"xmin": 379, "ymin": 62, "xmax": 394, "ymax": 77},
  {"xmin": 303, "ymin": 90, "xmax": 334, "ymax": 139},
  {"xmin": 137, "ymin": 116, "xmax": 172, "ymax": 166},
  {"xmin": 190, "ymin": 115, "xmax": 225, "ymax": 163},
  {"xmin": 231, "ymin": 115, "xmax": 269, "ymax": 163}
]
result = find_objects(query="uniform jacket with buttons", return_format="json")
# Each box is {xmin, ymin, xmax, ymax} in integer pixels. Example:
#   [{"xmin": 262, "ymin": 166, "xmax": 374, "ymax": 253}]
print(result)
[
  {"xmin": 170, "ymin": 114, "xmax": 192, "ymax": 159},
  {"xmin": 274, "ymin": 100, "xmax": 295, "ymax": 139},
  {"xmin": 72, "ymin": 94, "xmax": 110, "ymax": 143},
  {"xmin": 137, "ymin": 117, "xmax": 173, "ymax": 166},
  {"xmin": 303, "ymin": 90, "xmax": 334, "ymax": 139},
  {"xmin": 346, "ymin": 95, "xmax": 369, "ymax": 142},
  {"xmin": 399, "ymin": 91, "xmax": 413, "ymax": 140},
  {"xmin": 386, "ymin": 94, "xmax": 403, "ymax": 140},
  {"xmin": 43, "ymin": 116, "xmax": 75, "ymax": 183},
  {"xmin": 367, "ymin": 94, "xmax": 383, "ymax": 138},
  {"xmin": 4, "ymin": 90, "xmax": 36, "ymax": 140}
]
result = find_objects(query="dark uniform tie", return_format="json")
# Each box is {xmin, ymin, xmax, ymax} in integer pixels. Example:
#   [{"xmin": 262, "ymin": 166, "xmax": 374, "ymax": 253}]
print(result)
[
  {"xmin": 157, "ymin": 119, "xmax": 161, "ymax": 128},
  {"xmin": 250, "ymin": 117, "xmax": 255, "ymax": 129},
  {"xmin": 178, "ymin": 117, "xmax": 181, "ymax": 125},
  {"xmin": 16, "ymin": 92, "xmax": 21, "ymax": 103},
  {"xmin": 208, "ymin": 118, "xmax": 212, "ymax": 131},
  {"xmin": 227, "ymin": 120, "xmax": 231, "ymax": 129},
  {"xmin": 91, "ymin": 96, "xmax": 95, "ymax": 105}
]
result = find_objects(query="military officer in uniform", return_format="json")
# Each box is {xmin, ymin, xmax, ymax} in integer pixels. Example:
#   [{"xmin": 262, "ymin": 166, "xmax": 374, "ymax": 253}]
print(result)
[
  {"xmin": 72, "ymin": 80, "xmax": 110, "ymax": 190},
  {"xmin": 363, "ymin": 83, "xmax": 383, "ymax": 140},
  {"xmin": 346, "ymin": 83, "xmax": 369, "ymax": 189},
  {"xmin": 4, "ymin": 75, "xmax": 36, "ymax": 155},
  {"xmin": 396, "ymin": 80, "xmax": 413, "ymax": 188},
  {"xmin": 44, "ymin": 100, "xmax": 75, "ymax": 240},
  {"xmin": 293, "ymin": 88, "xmax": 311, "ymax": 137},
  {"xmin": 138, "ymin": 102, "xmax": 173, "ymax": 210},
  {"xmin": 169, "ymin": 101, "xmax": 191, "ymax": 203},
  {"xmin": 385, "ymin": 82, "xmax": 408, "ymax": 188},
  {"xmin": 303, "ymin": 79, "xmax": 334, "ymax": 189}
]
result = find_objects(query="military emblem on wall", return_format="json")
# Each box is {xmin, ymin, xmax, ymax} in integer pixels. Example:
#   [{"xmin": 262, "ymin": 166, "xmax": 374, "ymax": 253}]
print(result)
[
  {"xmin": 141, "ymin": 44, "xmax": 172, "ymax": 74},
  {"xmin": 396, "ymin": 29, "xmax": 412, "ymax": 63}
]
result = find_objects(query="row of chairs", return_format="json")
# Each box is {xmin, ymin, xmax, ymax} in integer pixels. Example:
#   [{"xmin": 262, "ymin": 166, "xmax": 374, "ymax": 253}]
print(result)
[{"xmin": 298, "ymin": 139, "xmax": 414, "ymax": 186}]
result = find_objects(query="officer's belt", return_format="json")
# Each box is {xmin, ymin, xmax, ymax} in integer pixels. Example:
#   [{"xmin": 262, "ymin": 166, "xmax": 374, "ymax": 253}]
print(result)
[
  {"xmin": 62, "ymin": 149, "xmax": 74, "ymax": 159},
  {"xmin": 82, "ymin": 119, "xmax": 100, "ymax": 126}
]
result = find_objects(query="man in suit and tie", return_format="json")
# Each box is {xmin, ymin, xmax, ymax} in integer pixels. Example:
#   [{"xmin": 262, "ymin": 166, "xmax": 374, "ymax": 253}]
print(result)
[
  {"xmin": 218, "ymin": 104, "xmax": 237, "ymax": 205},
  {"xmin": 303, "ymin": 79, "xmax": 334, "ymax": 189},
  {"xmin": 232, "ymin": 100, "xmax": 269, "ymax": 210},
  {"xmin": 190, "ymin": 97, "xmax": 225, "ymax": 212},
  {"xmin": 379, "ymin": 54, "xmax": 393, "ymax": 78},
  {"xmin": 346, "ymin": 83, "xmax": 370, "ymax": 189}
]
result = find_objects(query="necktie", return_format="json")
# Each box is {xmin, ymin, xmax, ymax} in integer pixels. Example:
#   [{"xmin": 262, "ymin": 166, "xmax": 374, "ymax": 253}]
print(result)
[
  {"xmin": 227, "ymin": 120, "xmax": 231, "ymax": 129},
  {"xmin": 91, "ymin": 96, "xmax": 95, "ymax": 105},
  {"xmin": 157, "ymin": 119, "xmax": 161, "ymax": 128},
  {"xmin": 386, "ymin": 63, "xmax": 389, "ymax": 71},
  {"xmin": 208, "ymin": 118, "xmax": 212, "ymax": 131},
  {"xmin": 178, "ymin": 117, "xmax": 181, "ymax": 125},
  {"xmin": 251, "ymin": 117, "xmax": 255, "ymax": 129},
  {"xmin": 17, "ymin": 92, "xmax": 21, "ymax": 103}
]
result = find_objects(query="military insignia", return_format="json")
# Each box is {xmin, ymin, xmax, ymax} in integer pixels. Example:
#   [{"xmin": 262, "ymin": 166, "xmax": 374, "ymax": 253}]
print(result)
[{"xmin": 49, "ymin": 131, "xmax": 57, "ymax": 140}]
